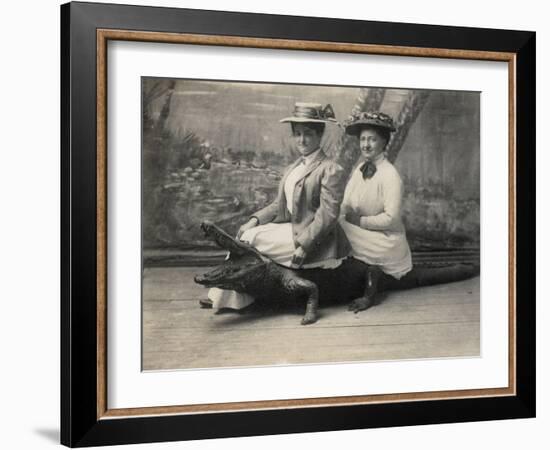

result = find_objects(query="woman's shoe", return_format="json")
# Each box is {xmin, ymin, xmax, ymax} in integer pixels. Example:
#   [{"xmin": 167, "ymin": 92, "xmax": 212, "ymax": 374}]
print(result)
[{"xmin": 199, "ymin": 298, "xmax": 213, "ymax": 309}]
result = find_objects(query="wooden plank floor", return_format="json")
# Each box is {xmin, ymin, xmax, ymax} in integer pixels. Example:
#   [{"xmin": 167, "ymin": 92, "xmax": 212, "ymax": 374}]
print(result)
[{"xmin": 142, "ymin": 267, "xmax": 480, "ymax": 370}]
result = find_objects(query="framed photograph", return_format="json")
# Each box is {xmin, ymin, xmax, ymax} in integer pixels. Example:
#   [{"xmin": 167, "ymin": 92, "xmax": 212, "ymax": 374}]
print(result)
[{"xmin": 61, "ymin": 1, "xmax": 535, "ymax": 447}]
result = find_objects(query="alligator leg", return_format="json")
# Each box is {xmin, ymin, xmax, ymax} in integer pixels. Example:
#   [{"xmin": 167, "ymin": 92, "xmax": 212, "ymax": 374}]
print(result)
[
  {"xmin": 348, "ymin": 265, "xmax": 382, "ymax": 313},
  {"xmin": 285, "ymin": 276, "xmax": 319, "ymax": 325},
  {"xmin": 301, "ymin": 280, "xmax": 319, "ymax": 325}
]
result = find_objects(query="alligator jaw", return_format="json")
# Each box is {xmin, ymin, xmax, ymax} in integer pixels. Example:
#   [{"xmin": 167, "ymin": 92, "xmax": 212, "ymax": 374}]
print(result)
[
  {"xmin": 200, "ymin": 221, "xmax": 248, "ymax": 255},
  {"xmin": 194, "ymin": 274, "xmax": 207, "ymax": 284},
  {"xmin": 200, "ymin": 221, "xmax": 269, "ymax": 262},
  {"xmin": 195, "ymin": 221, "xmax": 271, "ymax": 291}
]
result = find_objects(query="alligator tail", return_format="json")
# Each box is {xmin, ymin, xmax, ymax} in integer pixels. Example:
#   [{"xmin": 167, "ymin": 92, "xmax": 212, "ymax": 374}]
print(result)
[{"xmin": 381, "ymin": 262, "xmax": 479, "ymax": 291}]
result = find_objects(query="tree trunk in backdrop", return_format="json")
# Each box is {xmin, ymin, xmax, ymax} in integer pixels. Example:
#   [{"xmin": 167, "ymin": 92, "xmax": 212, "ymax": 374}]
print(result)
[
  {"xmin": 386, "ymin": 90, "xmax": 431, "ymax": 163},
  {"xmin": 335, "ymin": 88, "xmax": 430, "ymax": 173}
]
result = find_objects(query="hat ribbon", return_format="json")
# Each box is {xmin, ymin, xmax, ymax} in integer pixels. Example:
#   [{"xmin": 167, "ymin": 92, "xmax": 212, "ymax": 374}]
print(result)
[{"xmin": 293, "ymin": 103, "xmax": 336, "ymax": 120}]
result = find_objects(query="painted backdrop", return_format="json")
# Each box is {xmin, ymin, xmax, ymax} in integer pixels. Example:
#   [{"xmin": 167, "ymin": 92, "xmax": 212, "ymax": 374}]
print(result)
[{"xmin": 142, "ymin": 79, "xmax": 480, "ymax": 262}]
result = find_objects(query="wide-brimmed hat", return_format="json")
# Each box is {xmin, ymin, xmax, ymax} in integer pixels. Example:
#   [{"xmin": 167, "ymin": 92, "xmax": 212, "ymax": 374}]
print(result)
[
  {"xmin": 343, "ymin": 111, "xmax": 396, "ymax": 136},
  {"xmin": 280, "ymin": 102, "xmax": 337, "ymax": 124}
]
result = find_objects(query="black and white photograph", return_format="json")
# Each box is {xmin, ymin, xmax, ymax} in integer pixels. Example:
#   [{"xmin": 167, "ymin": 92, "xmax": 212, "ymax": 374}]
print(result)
[
  {"xmin": 1, "ymin": 0, "xmax": 543, "ymax": 448},
  {"xmin": 142, "ymin": 78, "xmax": 481, "ymax": 370}
]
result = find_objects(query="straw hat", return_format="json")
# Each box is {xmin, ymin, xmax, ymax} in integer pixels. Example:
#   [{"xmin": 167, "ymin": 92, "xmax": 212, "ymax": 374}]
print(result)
[{"xmin": 280, "ymin": 102, "xmax": 337, "ymax": 124}]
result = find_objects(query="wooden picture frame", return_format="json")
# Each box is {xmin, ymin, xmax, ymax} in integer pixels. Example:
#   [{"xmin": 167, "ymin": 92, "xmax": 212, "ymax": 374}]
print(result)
[{"xmin": 61, "ymin": 1, "xmax": 535, "ymax": 446}]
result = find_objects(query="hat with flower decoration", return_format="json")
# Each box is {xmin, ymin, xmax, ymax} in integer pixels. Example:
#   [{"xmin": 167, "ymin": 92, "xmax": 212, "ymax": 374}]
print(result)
[{"xmin": 343, "ymin": 111, "xmax": 396, "ymax": 136}]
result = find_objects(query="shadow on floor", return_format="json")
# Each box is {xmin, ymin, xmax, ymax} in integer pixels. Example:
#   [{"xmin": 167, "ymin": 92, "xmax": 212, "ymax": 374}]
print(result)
[
  {"xmin": 34, "ymin": 428, "xmax": 59, "ymax": 444},
  {"xmin": 210, "ymin": 293, "xmax": 391, "ymax": 327}
]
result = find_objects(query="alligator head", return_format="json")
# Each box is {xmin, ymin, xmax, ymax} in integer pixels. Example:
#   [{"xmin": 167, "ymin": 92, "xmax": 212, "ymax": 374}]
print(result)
[{"xmin": 194, "ymin": 221, "xmax": 271, "ymax": 292}]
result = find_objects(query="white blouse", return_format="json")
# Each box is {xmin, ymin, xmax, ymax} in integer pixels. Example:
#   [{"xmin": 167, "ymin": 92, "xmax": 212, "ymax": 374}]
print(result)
[{"xmin": 341, "ymin": 156, "xmax": 406, "ymax": 233}]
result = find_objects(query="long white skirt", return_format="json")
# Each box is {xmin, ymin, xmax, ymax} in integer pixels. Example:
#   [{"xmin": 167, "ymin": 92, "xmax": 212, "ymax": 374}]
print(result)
[
  {"xmin": 208, "ymin": 222, "xmax": 343, "ymax": 310},
  {"xmin": 339, "ymin": 218, "xmax": 412, "ymax": 279}
]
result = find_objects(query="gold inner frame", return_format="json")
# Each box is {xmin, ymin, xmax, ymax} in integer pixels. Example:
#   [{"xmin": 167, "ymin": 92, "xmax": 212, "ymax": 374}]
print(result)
[{"xmin": 96, "ymin": 29, "xmax": 517, "ymax": 420}]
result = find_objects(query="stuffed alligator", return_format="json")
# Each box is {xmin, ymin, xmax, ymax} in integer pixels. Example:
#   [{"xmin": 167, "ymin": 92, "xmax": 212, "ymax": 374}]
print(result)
[{"xmin": 194, "ymin": 221, "xmax": 479, "ymax": 325}]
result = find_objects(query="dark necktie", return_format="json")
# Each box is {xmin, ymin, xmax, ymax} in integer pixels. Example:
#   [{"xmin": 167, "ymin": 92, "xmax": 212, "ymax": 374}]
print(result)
[{"xmin": 360, "ymin": 161, "xmax": 377, "ymax": 179}]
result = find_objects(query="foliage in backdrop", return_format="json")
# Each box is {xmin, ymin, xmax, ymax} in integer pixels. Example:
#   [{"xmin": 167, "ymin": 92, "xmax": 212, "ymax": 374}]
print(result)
[{"xmin": 142, "ymin": 79, "xmax": 480, "ymax": 253}]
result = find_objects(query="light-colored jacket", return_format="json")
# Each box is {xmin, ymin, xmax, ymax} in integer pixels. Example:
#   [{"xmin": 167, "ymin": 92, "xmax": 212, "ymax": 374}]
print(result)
[{"xmin": 253, "ymin": 151, "xmax": 351, "ymax": 265}]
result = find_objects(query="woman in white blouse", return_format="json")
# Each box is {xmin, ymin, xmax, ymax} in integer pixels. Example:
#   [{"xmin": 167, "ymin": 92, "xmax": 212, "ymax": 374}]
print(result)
[{"xmin": 340, "ymin": 111, "xmax": 413, "ymax": 312}]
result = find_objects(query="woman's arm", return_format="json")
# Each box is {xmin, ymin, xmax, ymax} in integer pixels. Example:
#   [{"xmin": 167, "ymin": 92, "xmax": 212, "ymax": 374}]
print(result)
[
  {"xmin": 251, "ymin": 162, "xmax": 295, "ymax": 225},
  {"xmin": 339, "ymin": 171, "xmax": 354, "ymax": 218},
  {"xmin": 295, "ymin": 162, "xmax": 346, "ymax": 252},
  {"xmin": 252, "ymin": 198, "xmax": 279, "ymax": 225},
  {"xmin": 238, "ymin": 196, "xmax": 279, "ymax": 239},
  {"xmin": 359, "ymin": 171, "xmax": 403, "ymax": 231}
]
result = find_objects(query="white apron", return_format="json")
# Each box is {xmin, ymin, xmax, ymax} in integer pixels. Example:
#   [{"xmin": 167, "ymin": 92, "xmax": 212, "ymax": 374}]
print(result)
[
  {"xmin": 340, "ymin": 156, "xmax": 412, "ymax": 279},
  {"xmin": 339, "ymin": 219, "xmax": 412, "ymax": 279}
]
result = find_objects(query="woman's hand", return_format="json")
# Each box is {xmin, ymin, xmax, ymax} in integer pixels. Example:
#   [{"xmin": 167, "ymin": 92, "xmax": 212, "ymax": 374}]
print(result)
[
  {"xmin": 237, "ymin": 217, "xmax": 259, "ymax": 239},
  {"xmin": 345, "ymin": 211, "xmax": 363, "ymax": 227},
  {"xmin": 291, "ymin": 246, "xmax": 307, "ymax": 268}
]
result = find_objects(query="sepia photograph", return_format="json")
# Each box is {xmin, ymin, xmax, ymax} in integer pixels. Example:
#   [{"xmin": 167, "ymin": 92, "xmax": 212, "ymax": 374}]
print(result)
[
  {"xmin": 56, "ymin": 1, "xmax": 537, "ymax": 447},
  {"xmin": 141, "ymin": 77, "xmax": 481, "ymax": 371}
]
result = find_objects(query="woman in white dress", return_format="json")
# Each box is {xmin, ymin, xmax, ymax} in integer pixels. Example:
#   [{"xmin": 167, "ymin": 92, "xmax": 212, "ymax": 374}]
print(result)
[
  {"xmin": 339, "ymin": 111, "xmax": 413, "ymax": 312},
  {"xmin": 202, "ymin": 102, "xmax": 350, "ymax": 318}
]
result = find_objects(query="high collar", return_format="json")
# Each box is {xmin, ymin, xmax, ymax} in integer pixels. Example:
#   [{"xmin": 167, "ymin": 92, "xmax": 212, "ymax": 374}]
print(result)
[
  {"xmin": 358, "ymin": 153, "xmax": 386, "ymax": 168},
  {"xmin": 301, "ymin": 147, "xmax": 322, "ymax": 166}
]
